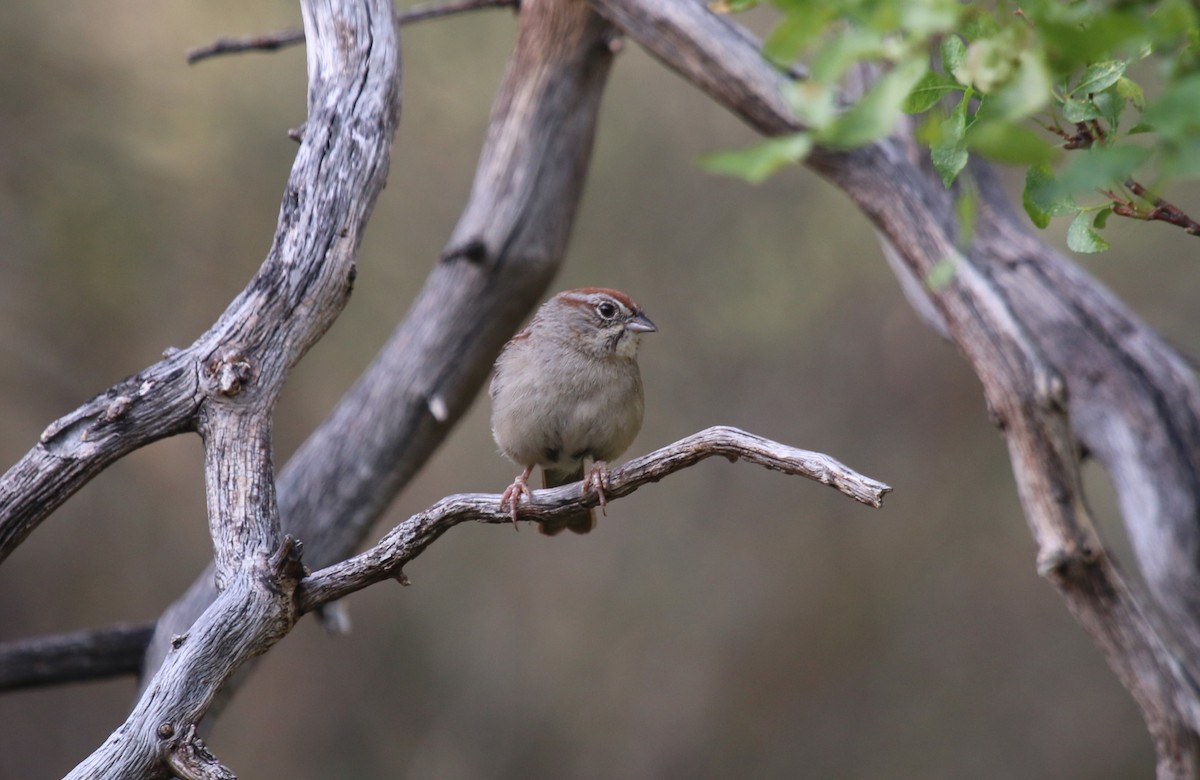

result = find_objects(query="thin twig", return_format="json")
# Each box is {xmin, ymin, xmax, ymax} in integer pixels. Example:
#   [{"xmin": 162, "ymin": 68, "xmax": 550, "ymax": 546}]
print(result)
[
  {"xmin": 295, "ymin": 426, "xmax": 891, "ymax": 612},
  {"xmin": 1044, "ymin": 122, "xmax": 1200, "ymax": 237},
  {"xmin": 1121, "ymin": 179, "xmax": 1200, "ymax": 236},
  {"xmin": 187, "ymin": 29, "xmax": 305, "ymax": 64},
  {"xmin": 186, "ymin": 0, "xmax": 519, "ymax": 64}
]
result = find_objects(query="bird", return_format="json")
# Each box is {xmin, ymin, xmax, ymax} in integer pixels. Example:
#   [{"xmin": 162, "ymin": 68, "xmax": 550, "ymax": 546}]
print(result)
[{"xmin": 490, "ymin": 288, "xmax": 656, "ymax": 534}]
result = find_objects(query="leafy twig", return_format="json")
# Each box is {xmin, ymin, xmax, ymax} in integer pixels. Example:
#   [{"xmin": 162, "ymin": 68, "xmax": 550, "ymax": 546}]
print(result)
[
  {"xmin": 1118, "ymin": 179, "xmax": 1200, "ymax": 236},
  {"xmin": 1045, "ymin": 121, "xmax": 1200, "ymax": 238}
]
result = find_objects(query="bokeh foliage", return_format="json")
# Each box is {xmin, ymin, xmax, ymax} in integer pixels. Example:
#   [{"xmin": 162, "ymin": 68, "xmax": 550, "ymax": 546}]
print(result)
[
  {"xmin": 705, "ymin": 0, "xmax": 1200, "ymax": 252},
  {"xmin": 3, "ymin": 1, "xmax": 1199, "ymax": 777}
]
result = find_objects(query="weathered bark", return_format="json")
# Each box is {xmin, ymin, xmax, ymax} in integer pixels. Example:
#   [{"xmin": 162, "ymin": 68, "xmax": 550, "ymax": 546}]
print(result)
[
  {"xmin": 143, "ymin": 0, "xmax": 620, "ymax": 682},
  {"xmin": 5, "ymin": 0, "xmax": 1200, "ymax": 776},
  {"xmin": 64, "ymin": 0, "xmax": 402, "ymax": 774},
  {"xmin": 0, "ymin": 624, "xmax": 153, "ymax": 690},
  {"xmin": 582, "ymin": 0, "xmax": 1200, "ymax": 774},
  {"xmin": 294, "ymin": 426, "xmax": 891, "ymax": 610},
  {"xmin": 0, "ymin": 0, "xmax": 623, "ymax": 702},
  {"xmin": 0, "ymin": 354, "xmax": 200, "ymax": 565}
]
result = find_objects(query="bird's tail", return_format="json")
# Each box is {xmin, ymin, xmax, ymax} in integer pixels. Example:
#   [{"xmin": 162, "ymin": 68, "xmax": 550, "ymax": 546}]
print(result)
[{"xmin": 539, "ymin": 464, "xmax": 595, "ymax": 535}]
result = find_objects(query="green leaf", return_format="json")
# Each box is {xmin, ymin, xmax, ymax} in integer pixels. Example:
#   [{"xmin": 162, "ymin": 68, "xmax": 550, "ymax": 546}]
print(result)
[
  {"xmin": 1070, "ymin": 61, "xmax": 1126, "ymax": 97},
  {"xmin": 1067, "ymin": 210, "xmax": 1111, "ymax": 253},
  {"xmin": 967, "ymin": 121, "xmax": 1060, "ymax": 165},
  {"xmin": 1053, "ymin": 144, "xmax": 1152, "ymax": 197},
  {"xmin": 763, "ymin": 10, "xmax": 830, "ymax": 64},
  {"xmin": 786, "ymin": 81, "xmax": 837, "ymax": 131},
  {"xmin": 1116, "ymin": 76, "xmax": 1145, "ymax": 109},
  {"xmin": 941, "ymin": 35, "xmax": 968, "ymax": 82},
  {"xmin": 810, "ymin": 28, "xmax": 886, "ymax": 84},
  {"xmin": 931, "ymin": 94, "xmax": 970, "ymax": 187},
  {"xmin": 820, "ymin": 58, "xmax": 928, "ymax": 148},
  {"xmin": 1148, "ymin": 0, "xmax": 1199, "ymax": 47},
  {"xmin": 1092, "ymin": 89, "xmax": 1123, "ymax": 132},
  {"xmin": 708, "ymin": 0, "xmax": 757, "ymax": 12},
  {"xmin": 698, "ymin": 133, "xmax": 813, "ymax": 184},
  {"xmin": 983, "ymin": 50, "xmax": 1052, "ymax": 120},
  {"xmin": 903, "ymin": 71, "xmax": 963, "ymax": 114},
  {"xmin": 1034, "ymin": 11, "xmax": 1148, "ymax": 72},
  {"xmin": 961, "ymin": 9, "xmax": 1000, "ymax": 43},
  {"xmin": 1142, "ymin": 74, "xmax": 1200, "ymax": 143},
  {"xmin": 1022, "ymin": 163, "xmax": 1077, "ymax": 229},
  {"xmin": 1062, "ymin": 97, "xmax": 1103, "ymax": 123},
  {"xmin": 926, "ymin": 257, "xmax": 958, "ymax": 289}
]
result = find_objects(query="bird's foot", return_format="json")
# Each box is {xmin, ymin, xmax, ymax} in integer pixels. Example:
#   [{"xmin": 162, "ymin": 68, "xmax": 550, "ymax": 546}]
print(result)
[
  {"xmin": 500, "ymin": 466, "xmax": 534, "ymax": 530},
  {"xmin": 582, "ymin": 461, "xmax": 611, "ymax": 516}
]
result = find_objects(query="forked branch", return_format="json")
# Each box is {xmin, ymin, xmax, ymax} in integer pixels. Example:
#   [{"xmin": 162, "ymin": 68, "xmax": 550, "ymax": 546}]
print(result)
[{"xmin": 0, "ymin": 427, "xmax": 888, "ymax": 699}]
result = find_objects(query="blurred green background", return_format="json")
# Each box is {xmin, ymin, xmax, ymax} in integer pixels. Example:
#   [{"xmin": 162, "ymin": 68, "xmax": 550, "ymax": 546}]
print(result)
[{"xmin": 3, "ymin": 1, "xmax": 1199, "ymax": 777}]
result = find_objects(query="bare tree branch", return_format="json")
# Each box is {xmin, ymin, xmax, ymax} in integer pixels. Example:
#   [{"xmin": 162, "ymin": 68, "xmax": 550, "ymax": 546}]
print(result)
[
  {"xmin": 186, "ymin": 0, "xmax": 520, "ymax": 64},
  {"xmin": 186, "ymin": 28, "xmax": 305, "ymax": 64},
  {"xmin": 7, "ymin": 0, "xmax": 1199, "ymax": 775},
  {"xmin": 0, "ymin": 420, "xmax": 890, "ymax": 694},
  {"xmin": 589, "ymin": 0, "xmax": 798, "ymax": 136},
  {"xmin": 583, "ymin": 0, "xmax": 1200, "ymax": 774},
  {"xmin": 296, "ymin": 426, "xmax": 891, "ymax": 610},
  {"xmin": 62, "ymin": 0, "xmax": 403, "ymax": 774},
  {"xmin": 0, "ymin": 355, "xmax": 199, "ymax": 565},
  {"xmin": 0, "ymin": 623, "xmax": 153, "ymax": 691},
  {"xmin": 1, "ymin": 0, "xmax": 619, "ymax": 705},
  {"xmin": 142, "ymin": 0, "xmax": 620, "ymax": 685}
]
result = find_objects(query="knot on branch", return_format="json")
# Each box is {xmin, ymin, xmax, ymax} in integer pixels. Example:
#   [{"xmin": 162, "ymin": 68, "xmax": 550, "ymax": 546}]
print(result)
[
  {"xmin": 1035, "ymin": 367, "xmax": 1069, "ymax": 413},
  {"xmin": 207, "ymin": 348, "xmax": 254, "ymax": 397},
  {"xmin": 1036, "ymin": 543, "xmax": 1101, "ymax": 582},
  {"xmin": 101, "ymin": 394, "xmax": 133, "ymax": 422},
  {"xmin": 602, "ymin": 29, "xmax": 625, "ymax": 55}
]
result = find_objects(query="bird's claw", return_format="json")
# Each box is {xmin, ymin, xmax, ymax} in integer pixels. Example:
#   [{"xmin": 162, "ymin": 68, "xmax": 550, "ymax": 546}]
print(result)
[
  {"xmin": 500, "ymin": 467, "xmax": 534, "ymax": 530},
  {"xmin": 583, "ymin": 461, "xmax": 611, "ymax": 516}
]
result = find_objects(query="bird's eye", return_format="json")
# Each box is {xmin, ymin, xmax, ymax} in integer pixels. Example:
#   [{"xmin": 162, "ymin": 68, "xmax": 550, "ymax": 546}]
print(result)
[{"xmin": 596, "ymin": 301, "xmax": 618, "ymax": 320}]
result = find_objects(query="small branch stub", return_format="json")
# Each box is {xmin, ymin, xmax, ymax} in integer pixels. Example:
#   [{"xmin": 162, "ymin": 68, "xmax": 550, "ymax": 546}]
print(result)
[
  {"xmin": 1036, "ymin": 543, "xmax": 1101, "ymax": 581},
  {"xmin": 163, "ymin": 724, "xmax": 236, "ymax": 780},
  {"xmin": 269, "ymin": 535, "xmax": 308, "ymax": 583},
  {"xmin": 215, "ymin": 356, "xmax": 253, "ymax": 397}
]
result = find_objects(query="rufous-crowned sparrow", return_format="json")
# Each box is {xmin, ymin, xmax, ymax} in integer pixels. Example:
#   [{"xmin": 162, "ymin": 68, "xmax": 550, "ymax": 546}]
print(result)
[{"xmin": 490, "ymin": 288, "xmax": 656, "ymax": 534}]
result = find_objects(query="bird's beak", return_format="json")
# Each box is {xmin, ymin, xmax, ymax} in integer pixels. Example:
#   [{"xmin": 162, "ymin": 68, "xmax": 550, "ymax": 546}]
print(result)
[{"xmin": 626, "ymin": 313, "xmax": 657, "ymax": 333}]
